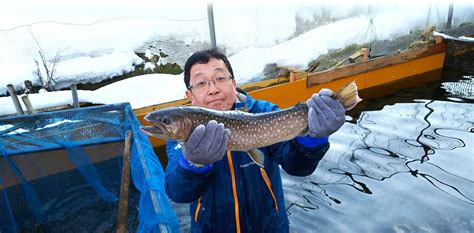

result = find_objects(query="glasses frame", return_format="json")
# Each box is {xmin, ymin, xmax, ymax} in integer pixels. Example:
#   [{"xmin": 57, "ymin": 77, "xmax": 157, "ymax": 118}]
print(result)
[{"xmin": 187, "ymin": 75, "xmax": 234, "ymax": 92}]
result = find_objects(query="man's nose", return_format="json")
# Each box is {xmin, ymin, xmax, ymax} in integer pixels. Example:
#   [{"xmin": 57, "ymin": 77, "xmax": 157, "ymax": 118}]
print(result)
[{"xmin": 207, "ymin": 80, "xmax": 220, "ymax": 94}]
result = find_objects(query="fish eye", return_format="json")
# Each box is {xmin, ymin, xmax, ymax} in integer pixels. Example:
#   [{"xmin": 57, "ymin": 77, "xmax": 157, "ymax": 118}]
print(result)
[{"xmin": 161, "ymin": 116, "xmax": 171, "ymax": 124}]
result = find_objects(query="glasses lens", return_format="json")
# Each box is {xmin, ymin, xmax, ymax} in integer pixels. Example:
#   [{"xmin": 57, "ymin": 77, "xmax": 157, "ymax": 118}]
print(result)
[{"xmin": 190, "ymin": 76, "xmax": 231, "ymax": 92}]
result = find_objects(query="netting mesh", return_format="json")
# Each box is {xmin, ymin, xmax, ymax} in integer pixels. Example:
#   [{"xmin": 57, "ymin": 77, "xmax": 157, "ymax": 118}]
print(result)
[
  {"xmin": 0, "ymin": 103, "xmax": 179, "ymax": 232},
  {"xmin": 443, "ymin": 38, "xmax": 474, "ymax": 78},
  {"xmin": 441, "ymin": 38, "xmax": 474, "ymax": 100}
]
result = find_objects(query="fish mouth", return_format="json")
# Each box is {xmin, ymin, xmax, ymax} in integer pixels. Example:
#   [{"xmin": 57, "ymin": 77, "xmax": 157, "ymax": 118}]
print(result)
[{"xmin": 139, "ymin": 122, "xmax": 172, "ymax": 139}]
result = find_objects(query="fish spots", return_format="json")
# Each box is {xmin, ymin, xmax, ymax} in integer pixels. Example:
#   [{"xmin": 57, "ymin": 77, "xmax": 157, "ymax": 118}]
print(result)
[{"xmin": 150, "ymin": 103, "xmax": 310, "ymax": 151}]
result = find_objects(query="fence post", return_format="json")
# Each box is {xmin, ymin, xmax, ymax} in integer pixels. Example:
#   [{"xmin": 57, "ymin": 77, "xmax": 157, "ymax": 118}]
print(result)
[{"xmin": 71, "ymin": 84, "xmax": 80, "ymax": 108}]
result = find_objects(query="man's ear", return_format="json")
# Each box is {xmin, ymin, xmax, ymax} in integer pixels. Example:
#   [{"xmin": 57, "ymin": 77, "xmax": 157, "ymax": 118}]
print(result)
[
  {"xmin": 232, "ymin": 79, "xmax": 238, "ymax": 94},
  {"xmin": 185, "ymin": 90, "xmax": 193, "ymax": 102}
]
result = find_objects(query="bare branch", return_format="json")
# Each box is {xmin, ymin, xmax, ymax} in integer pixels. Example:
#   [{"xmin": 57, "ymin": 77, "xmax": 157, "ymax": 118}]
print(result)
[
  {"xmin": 29, "ymin": 27, "xmax": 60, "ymax": 91},
  {"xmin": 38, "ymin": 50, "xmax": 52, "ymax": 86},
  {"xmin": 34, "ymin": 59, "xmax": 45, "ymax": 88}
]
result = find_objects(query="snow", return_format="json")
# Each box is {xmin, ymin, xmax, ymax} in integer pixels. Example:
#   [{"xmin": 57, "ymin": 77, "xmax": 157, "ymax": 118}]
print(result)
[
  {"xmin": 0, "ymin": 1, "xmax": 473, "ymax": 117},
  {"xmin": 53, "ymin": 52, "xmax": 143, "ymax": 89},
  {"xmin": 230, "ymin": 16, "xmax": 373, "ymax": 83},
  {"xmin": 435, "ymin": 31, "xmax": 474, "ymax": 42},
  {"xmin": 0, "ymin": 74, "xmax": 186, "ymax": 116}
]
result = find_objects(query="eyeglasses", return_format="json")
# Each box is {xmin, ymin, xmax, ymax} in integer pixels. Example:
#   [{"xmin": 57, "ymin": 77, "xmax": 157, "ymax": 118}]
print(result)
[{"xmin": 188, "ymin": 76, "xmax": 233, "ymax": 92}]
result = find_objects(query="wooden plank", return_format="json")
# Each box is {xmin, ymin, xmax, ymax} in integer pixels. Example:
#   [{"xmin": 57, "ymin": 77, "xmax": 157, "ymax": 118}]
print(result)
[
  {"xmin": 307, "ymin": 42, "xmax": 446, "ymax": 87},
  {"xmin": 117, "ymin": 130, "xmax": 132, "ymax": 233}
]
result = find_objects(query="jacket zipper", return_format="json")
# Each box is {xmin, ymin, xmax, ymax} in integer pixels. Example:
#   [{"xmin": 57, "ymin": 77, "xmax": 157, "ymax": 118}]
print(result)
[
  {"xmin": 194, "ymin": 196, "xmax": 202, "ymax": 222},
  {"xmin": 227, "ymin": 151, "xmax": 241, "ymax": 233},
  {"xmin": 260, "ymin": 167, "xmax": 279, "ymax": 211},
  {"xmin": 194, "ymin": 152, "xmax": 277, "ymax": 230}
]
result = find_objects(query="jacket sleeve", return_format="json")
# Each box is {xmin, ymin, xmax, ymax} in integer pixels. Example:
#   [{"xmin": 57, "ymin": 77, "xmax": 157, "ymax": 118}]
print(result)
[
  {"xmin": 257, "ymin": 100, "xmax": 330, "ymax": 176},
  {"xmin": 164, "ymin": 141, "xmax": 214, "ymax": 203}
]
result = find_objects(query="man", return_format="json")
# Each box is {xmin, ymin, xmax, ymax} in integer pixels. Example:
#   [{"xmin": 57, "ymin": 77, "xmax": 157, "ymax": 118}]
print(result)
[{"xmin": 165, "ymin": 49, "xmax": 345, "ymax": 232}]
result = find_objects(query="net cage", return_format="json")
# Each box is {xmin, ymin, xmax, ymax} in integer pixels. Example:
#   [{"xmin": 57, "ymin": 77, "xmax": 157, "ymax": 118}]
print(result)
[
  {"xmin": 441, "ymin": 37, "xmax": 474, "ymax": 100},
  {"xmin": 0, "ymin": 103, "xmax": 179, "ymax": 232}
]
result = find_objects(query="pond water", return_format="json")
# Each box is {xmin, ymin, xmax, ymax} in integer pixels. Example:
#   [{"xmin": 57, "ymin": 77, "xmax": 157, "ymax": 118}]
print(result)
[
  {"xmin": 284, "ymin": 75, "xmax": 474, "ymax": 232},
  {"xmin": 171, "ymin": 74, "xmax": 474, "ymax": 232}
]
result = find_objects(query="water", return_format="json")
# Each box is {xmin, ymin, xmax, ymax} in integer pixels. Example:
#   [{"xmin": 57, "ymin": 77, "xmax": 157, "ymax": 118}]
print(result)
[
  {"xmin": 10, "ymin": 158, "xmax": 140, "ymax": 232},
  {"xmin": 171, "ymin": 74, "xmax": 474, "ymax": 232},
  {"xmin": 284, "ymin": 76, "xmax": 474, "ymax": 232}
]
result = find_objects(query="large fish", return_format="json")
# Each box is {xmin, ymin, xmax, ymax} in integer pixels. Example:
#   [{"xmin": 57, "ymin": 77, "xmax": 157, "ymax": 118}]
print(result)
[{"xmin": 140, "ymin": 81, "xmax": 362, "ymax": 167}]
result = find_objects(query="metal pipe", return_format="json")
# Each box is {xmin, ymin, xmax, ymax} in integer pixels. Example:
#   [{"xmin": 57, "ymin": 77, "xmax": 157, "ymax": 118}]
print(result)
[
  {"xmin": 71, "ymin": 84, "xmax": 80, "ymax": 108},
  {"xmin": 446, "ymin": 3, "xmax": 453, "ymax": 29},
  {"xmin": 207, "ymin": 2, "xmax": 217, "ymax": 49},
  {"xmin": 21, "ymin": 95, "xmax": 35, "ymax": 114},
  {"xmin": 7, "ymin": 84, "xmax": 25, "ymax": 115}
]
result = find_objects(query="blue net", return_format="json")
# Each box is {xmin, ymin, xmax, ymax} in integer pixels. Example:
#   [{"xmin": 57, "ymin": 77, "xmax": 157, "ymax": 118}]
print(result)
[{"xmin": 0, "ymin": 103, "xmax": 179, "ymax": 232}]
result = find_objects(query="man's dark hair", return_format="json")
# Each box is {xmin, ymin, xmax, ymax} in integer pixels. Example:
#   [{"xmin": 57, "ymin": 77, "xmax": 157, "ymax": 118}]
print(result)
[{"xmin": 184, "ymin": 49, "xmax": 234, "ymax": 89}]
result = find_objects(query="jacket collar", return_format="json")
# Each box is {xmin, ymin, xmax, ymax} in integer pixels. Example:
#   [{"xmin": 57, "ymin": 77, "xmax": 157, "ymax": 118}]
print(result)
[{"xmin": 233, "ymin": 89, "xmax": 256, "ymax": 112}]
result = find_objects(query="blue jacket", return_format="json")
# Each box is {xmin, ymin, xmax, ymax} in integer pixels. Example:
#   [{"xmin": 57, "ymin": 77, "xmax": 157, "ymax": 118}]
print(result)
[{"xmin": 165, "ymin": 93, "xmax": 330, "ymax": 233}]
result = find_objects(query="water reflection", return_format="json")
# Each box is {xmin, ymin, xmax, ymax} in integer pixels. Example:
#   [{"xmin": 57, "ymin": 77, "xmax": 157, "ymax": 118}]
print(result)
[
  {"xmin": 284, "ymin": 82, "xmax": 474, "ymax": 232},
  {"xmin": 442, "ymin": 75, "xmax": 474, "ymax": 100}
]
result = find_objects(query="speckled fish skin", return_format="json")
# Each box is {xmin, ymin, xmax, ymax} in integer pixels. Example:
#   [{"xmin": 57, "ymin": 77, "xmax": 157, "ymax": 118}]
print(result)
[
  {"xmin": 225, "ymin": 103, "xmax": 309, "ymax": 150},
  {"xmin": 141, "ymin": 103, "xmax": 309, "ymax": 151},
  {"xmin": 140, "ymin": 81, "xmax": 361, "ymax": 150}
]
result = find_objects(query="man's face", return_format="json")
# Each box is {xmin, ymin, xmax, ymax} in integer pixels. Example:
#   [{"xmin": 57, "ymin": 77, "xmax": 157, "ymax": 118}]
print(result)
[{"xmin": 186, "ymin": 58, "xmax": 237, "ymax": 110}]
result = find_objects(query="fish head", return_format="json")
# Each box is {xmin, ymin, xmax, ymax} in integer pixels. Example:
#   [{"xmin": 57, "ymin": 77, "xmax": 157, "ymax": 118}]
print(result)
[{"xmin": 140, "ymin": 107, "xmax": 194, "ymax": 141}]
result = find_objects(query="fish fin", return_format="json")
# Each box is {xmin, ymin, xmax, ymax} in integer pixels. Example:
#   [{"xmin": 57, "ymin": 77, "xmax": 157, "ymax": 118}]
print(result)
[
  {"xmin": 247, "ymin": 149, "xmax": 265, "ymax": 167},
  {"xmin": 298, "ymin": 128, "xmax": 309, "ymax": 137},
  {"xmin": 236, "ymin": 106, "xmax": 250, "ymax": 112}
]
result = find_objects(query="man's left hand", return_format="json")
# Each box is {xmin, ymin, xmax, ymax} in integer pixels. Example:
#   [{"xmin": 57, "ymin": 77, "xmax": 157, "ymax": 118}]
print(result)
[{"xmin": 306, "ymin": 89, "xmax": 345, "ymax": 138}]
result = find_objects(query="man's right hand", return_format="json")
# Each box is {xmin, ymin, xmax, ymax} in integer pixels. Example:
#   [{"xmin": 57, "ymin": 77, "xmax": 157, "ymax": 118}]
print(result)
[{"xmin": 182, "ymin": 120, "xmax": 230, "ymax": 166}]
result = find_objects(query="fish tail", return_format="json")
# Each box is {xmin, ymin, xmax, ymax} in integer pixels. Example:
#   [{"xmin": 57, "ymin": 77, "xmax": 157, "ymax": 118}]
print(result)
[{"xmin": 332, "ymin": 81, "xmax": 363, "ymax": 110}]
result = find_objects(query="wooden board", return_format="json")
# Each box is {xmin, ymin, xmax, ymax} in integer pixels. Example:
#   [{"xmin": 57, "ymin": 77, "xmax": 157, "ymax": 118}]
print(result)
[{"xmin": 307, "ymin": 42, "xmax": 446, "ymax": 87}]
